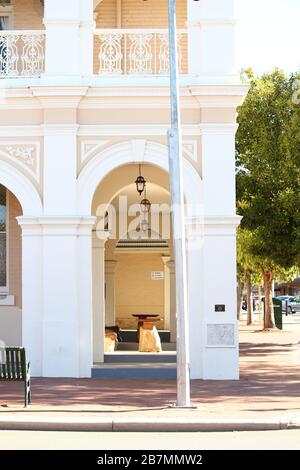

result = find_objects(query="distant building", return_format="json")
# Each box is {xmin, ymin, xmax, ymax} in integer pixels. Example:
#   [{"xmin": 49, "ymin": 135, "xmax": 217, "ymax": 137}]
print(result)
[{"xmin": 275, "ymin": 277, "xmax": 300, "ymax": 296}]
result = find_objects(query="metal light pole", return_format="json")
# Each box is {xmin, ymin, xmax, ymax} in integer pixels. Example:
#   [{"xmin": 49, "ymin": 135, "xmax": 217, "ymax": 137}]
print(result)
[{"xmin": 167, "ymin": 0, "xmax": 196, "ymax": 408}]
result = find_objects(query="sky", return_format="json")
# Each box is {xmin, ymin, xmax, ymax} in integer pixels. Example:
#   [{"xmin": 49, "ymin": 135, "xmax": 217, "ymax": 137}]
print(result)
[{"xmin": 236, "ymin": 0, "xmax": 300, "ymax": 75}]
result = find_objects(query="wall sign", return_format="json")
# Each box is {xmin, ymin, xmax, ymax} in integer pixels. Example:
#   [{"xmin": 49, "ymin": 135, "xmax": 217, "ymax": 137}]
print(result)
[{"xmin": 215, "ymin": 304, "xmax": 225, "ymax": 312}]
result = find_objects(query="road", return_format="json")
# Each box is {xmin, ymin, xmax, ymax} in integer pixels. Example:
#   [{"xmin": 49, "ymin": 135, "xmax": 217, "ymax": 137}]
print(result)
[{"xmin": 0, "ymin": 430, "xmax": 299, "ymax": 450}]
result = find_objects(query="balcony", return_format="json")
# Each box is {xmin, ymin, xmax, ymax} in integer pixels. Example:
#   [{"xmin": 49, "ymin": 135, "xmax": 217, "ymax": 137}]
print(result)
[
  {"xmin": 94, "ymin": 29, "xmax": 188, "ymax": 76},
  {"xmin": 0, "ymin": 30, "xmax": 45, "ymax": 78},
  {"xmin": 0, "ymin": 27, "xmax": 188, "ymax": 80}
]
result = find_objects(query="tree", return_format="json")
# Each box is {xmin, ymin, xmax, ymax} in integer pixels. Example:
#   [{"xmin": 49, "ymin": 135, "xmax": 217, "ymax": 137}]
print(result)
[
  {"xmin": 237, "ymin": 228, "xmax": 262, "ymax": 324},
  {"xmin": 236, "ymin": 69, "xmax": 300, "ymax": 328}
]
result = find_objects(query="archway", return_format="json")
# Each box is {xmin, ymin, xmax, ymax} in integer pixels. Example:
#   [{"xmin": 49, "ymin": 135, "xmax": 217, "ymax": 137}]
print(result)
[
  {"xmin": 79, "ymin": 140, "xmax": 203, "ymax": 368},
  {"xmin": 0, "ymin": 161, "xmax": 43, "ymax": 374}
]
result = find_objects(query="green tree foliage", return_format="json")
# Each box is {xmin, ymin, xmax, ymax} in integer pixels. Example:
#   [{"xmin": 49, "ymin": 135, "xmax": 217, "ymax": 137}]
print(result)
[{"xmin": 236, "ymin": 69, "xmax": 300, "ymax": 328}]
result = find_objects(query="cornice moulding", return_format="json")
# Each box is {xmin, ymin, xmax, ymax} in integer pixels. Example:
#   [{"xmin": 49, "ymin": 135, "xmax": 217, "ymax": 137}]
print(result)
[
  {"xmin": 0, "ymin": 126, "xmax": 42, "ymax": 137},
  {"xmin": 41, "ymin": 124, "xmax": 80, "ymax": 136},
  {"xmin": 77, "ymin": 124, "xmax": 201, "ymax": 137}
]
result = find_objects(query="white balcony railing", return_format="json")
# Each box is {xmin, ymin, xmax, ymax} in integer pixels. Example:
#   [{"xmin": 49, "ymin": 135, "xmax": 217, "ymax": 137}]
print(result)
[
  {"xmin": 94, "ymin": 29, "xmax": 188, "ymax": 76},
  {"xmin": 0, "ymin": 31, "xmax": 45, "ymax": 78}
]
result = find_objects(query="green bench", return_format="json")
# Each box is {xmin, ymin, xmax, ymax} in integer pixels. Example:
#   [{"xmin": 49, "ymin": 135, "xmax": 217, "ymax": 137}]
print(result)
[{"xmin": 0, "ymin": 347, "xmax": 31, "ymax": 407}]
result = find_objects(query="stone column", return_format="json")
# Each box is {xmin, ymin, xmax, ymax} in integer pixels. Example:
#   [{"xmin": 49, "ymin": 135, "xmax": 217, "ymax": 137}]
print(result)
[
  {"xmin": 17, "ymin": 217, "xmax": 43, "ymax": 377},
  {"xmin": 92, "ymin": 230, "xmax": 109, "ymax": 363},
  {"xmin": 77, "ymin": 217, "xmax": 95, "ymax": 376},
  {"xmin": 197, "ymin": 122, "xmax": 241, "ymax": 380},
  {"xmin": 188, "ymin": 0, "xmax": 237, "ymax": 82},
  {"xmin": 44, "ymin": 0, "xmax": 81, "ymax": 77},
  {"xmin": 105, "ymin": 260, "xmax": 118, "ymax": 327},
  {"xmin": 44, "ymin": 0, "xmax": 94, "ymax": 78},
  {"xmin": 79, "ymin": 0, "xmax": 94, "ymax": 76},
  {"xmin": 40, "ymin": 217, "xmax": 95, "ymax": 378},
  {"xmin": 166, "ymin": 260, "xmax": 176, "ymax": 343},
  {"xmin": 161, "ymin": 256, "xmax": 171, "ymax": 330}
]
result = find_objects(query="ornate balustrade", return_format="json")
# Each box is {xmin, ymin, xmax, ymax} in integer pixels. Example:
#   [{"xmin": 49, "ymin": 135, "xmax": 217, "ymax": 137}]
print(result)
[
  {"xmin": 94, "ymin": 28, "xmax": 188, "ymax": 76},
  {"xmin": 0, "ymin": 31, "xmax": 45, "ymax": 78}
]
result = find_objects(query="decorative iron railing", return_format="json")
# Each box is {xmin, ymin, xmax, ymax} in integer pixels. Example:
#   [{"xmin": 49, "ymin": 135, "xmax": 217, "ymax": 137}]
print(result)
[
  {"xmin": 0, "ymin": 30, "xmax": 45, "ymax": 78},
  {"xmin": 94, "ymin": 28, "xmax": 188, "ymax": 75}
]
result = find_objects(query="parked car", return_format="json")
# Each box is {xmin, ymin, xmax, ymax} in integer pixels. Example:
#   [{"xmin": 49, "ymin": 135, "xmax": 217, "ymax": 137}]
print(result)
[
  {"xmin": 289, "ymin": 296, "xmax": 300, "ymax": 313},
  {"xmin": 275, "ymin": 295, "xmax": 300, "ymax": 314}
]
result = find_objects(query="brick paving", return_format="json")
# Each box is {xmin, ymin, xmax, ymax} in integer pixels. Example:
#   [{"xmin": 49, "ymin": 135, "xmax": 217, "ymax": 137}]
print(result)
[{"xmin": 0, "ymin": 322, "xmax": 299, "ymax": 422}]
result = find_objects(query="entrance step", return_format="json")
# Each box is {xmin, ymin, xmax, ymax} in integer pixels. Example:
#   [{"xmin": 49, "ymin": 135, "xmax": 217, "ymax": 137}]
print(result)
[
  {"xmin": 92, "ymin": 363, "xmax": 176, "ymax": 379},
  {"xmin": 104, "ymin": 351, "xmax": 176, "ymax": 363},
  {"xmin": 117, "ymin": 342, "xmax": 176, "ymax": 351},
  {"xmin": 120, "ymin": 330, "xmax": 171, "ymax": 343}
]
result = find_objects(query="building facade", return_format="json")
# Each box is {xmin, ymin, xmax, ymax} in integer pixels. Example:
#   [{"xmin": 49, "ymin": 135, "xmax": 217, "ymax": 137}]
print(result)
[{"xmin": 0, "ymin": 0, "xmax": 247, "ymax": 379}]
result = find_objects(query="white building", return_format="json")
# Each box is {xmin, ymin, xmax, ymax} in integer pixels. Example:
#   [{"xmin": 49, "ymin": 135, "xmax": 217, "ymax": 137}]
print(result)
[{"xmin": 0, "ymin": 0, "xmax": 247, "ymax": 379}]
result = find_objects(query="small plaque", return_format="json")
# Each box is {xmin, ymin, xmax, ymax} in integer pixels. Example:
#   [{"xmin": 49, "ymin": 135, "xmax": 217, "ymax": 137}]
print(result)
[
  {"xmin": 215, "ymin": 304, "xmax": 225, "ymax": 312},
  {"xmin": 207, "ymin": 324, "xmax": 235, "ymax": 347}
]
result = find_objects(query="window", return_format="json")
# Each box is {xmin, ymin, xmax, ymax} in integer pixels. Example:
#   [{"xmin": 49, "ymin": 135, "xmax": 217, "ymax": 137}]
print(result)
[
  {"xmin": 0, "ymin": 0, "xmax": 13, "ymax": 29},
  {"xmin": 0, "ymin": 185, "xmax": 7, "ymax": 290}
]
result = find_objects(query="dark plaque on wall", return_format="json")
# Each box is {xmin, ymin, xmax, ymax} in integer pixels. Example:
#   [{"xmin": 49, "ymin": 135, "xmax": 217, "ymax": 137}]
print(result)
[{"xmin": 215, "ymin": 304, "xmax": 225, "ymax": 312}]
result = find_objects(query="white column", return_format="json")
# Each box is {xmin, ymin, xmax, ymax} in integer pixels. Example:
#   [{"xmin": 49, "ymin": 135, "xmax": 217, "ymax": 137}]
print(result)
[
  {"xmin": 194, "ymin": 0, "xmax": 237, "ymax": 83},
  {"xmin": 199, "ymin": 124, "xmax": 240, "ymax": 380},
  {"xmin": 43, "ymin": 125, "xmax": 79, "ymax": 215},
  {"xmin": 44, "ymin": 0, "xmax": 81, "ymax": 77},
  {"xmin": 77, "ymin": 217, "xmax": 96, "ymax": 377},
  {"xmin": 186, "ymin": 219, "xmax": 204, "ymax": 379},
  {"xmin": 92, "ymin": 231, "xmax": 109, "ymax": 363},
  {"xmin": 187, "ymin": 0, "xmax": 202, "ymax": 76},
  {"xmin": 17, "ymin": 218, "xmax": 43, "ymax": 377},
  {"xmin": 105, "ymin": 260, "xmax": 117, "ymax": 327},
  {"xmin": 161, "ymin": 256, "xmax": 171, "ymax": 330},
  {"xmin": 166, "ymin": 260, "xmax": 176, "ymax": 342},
  {"xmin": 201, "ymin": 217, "xmax": 240, "ymax": 380},
  {"xmin": 202, "ymin": 125, "xmax": 236, "ymax": 216},
  {"xmin": 79, "ymin": 0, "xmax": 94, "ymax": 76},
  {"xmin": 41, "ymin": 217, "xmax": 87, "ymax": 377}
]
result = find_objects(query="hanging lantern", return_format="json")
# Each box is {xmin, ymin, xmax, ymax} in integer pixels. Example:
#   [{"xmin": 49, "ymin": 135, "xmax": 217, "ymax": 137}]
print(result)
[
  {"xmin": 140, "ymin": 187, "xmax": 151, "ymax": 213},
  {"xmin": 135, "ymin": 164, "xmax": 146, "ymax": 195},
  {"xmin": 141, "ymin": 198, "xmax": 151, "ymax": 213}
]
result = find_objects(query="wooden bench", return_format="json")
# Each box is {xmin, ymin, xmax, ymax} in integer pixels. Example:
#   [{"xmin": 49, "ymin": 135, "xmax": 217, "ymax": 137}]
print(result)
[{"xmin": 0, "ymin": 347, "xmax": 31, "ymax": 407}]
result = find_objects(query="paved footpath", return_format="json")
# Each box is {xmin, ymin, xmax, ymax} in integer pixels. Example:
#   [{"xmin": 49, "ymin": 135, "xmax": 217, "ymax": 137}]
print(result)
[{"xmin": 0, "ymin": 322, "xmax": 300, "ymax": 431}]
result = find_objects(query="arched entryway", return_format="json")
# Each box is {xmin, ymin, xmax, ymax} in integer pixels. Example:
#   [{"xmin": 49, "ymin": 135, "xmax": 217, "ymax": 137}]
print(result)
[
  {"xmin": 0, "ymin": 160, "xmax": 43, "ymax": 375},
  {"xmin": 77, "ymin": 139, "xmax": 204, "ymax": 376},
  {"xmin": 91, "ymin": 163, "xmax": 176, "ymax": 364}
]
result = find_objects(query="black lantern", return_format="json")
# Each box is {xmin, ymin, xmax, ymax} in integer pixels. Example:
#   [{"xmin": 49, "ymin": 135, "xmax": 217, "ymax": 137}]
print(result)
[
  {"xmin": 140, "ymin": 187, "xmax": 151, "ymax": 213},
  {"xmin": 135, "ymin": 164, "xmax": 146, "ymax": 195}
]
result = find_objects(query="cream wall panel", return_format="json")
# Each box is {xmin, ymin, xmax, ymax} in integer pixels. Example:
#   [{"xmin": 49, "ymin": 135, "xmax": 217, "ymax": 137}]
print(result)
[
  {"xmin": 14, "ymin": 0, "xmax": 44, "ymax": 30},
  {"xmin": 0, "ymin": 110, "xmax": 43, "ymax": 126},
  {"xmin": 78, "ymin": 108, "xmax": 200, "ymax": 125},
  {"xmin": 95, "ymin": 0, "xmax": 186, "ymax": 28},
  {"xmin": 115, "ymin": 252, "xmax": 165, "ymax": 329}
]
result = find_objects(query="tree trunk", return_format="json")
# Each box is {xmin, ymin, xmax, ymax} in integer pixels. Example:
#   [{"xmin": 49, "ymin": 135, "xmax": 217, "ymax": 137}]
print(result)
[
  {"xmin": 263, "ymin": 271, "xmax": 276, "ymax": 329},
  {"xmin": 258, "ymin": 284, "xmax": 263, "ymax": 325},
  {"xmin": 237, "ymin": 280, "xmax": 244, "ymax": 321},
  {"xmin": 246, "ymin": 271, "xmax": 253, "ymax": 325}
]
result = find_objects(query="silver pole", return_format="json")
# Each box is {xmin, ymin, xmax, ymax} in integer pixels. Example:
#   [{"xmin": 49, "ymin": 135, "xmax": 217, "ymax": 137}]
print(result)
[{"xmin": 167, "ymin": 0, "xmax": 191, "ymax": 407}]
